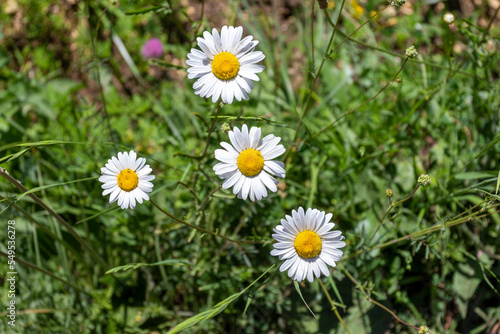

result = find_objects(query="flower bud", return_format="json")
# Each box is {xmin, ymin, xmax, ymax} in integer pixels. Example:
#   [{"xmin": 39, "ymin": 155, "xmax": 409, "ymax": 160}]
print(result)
[
  {"xmin": 417, "ymin": 174, "xmax": 431, "ymax": 187},
  {"xmin": 405, "ymin": 45, "xmax": 418, "ymax": 59}
]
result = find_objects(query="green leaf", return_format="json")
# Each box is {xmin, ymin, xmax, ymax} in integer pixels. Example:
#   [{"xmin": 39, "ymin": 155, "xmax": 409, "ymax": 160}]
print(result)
[
  {"xmin": 454, "ymin": 171, "xmax": 497, "ymax": 180},
  {"xmin": 243, "ymin": 294, "xmax": 253, "ymax": 315},
  {"xmin": 124, "ymin": 6, "xmax": 165, "ymax": 15},
  {"xmin": 293, "ymin": 280, "xmax": 316, "ymax": 317},
  {"xmin": 149, "ymin": 59, "xmax": 187, "ymax": 70},
  {"xmin": 474, "ymin": 133, "xmax": 500, "ymax": 160},
  {"xmin": 14, "ymin": 176, "xmax": 99, "ymax": 201},
  {"xmin": 105, "ymin": 259, "xmax": 191, "ymax": 274},
  {"xmin": 452, "ymin": 262, "xmax": 481, "ymax": 318},
  {"xmin": 0, "ymin": 148, "xmax": 31, "ymax": 164},
  {"xmin": 167, "ymin": 265, "xmax": 275, "ymax": 334}
]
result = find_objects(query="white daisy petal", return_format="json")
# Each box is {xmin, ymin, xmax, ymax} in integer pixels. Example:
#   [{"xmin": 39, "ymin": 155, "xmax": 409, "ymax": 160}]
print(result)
[
  {"xmin": 271, "ymin": 208, "xmax": 346, "ymax": 282},
  {"xmin": 236, "ymin": 40, "xmax": 259, "ymax": 58},
  {"xmin": 99, "ymin": 151, "xmax": 154, "ymax": 210},
  {"xmin": 248, "ymin": 126, "xmax": 261, "ymax": 148},
  {"xmin": 238, "ymin": 68, "xmax": 260, "ymax": 81},
  {"xmin": 235, "ymin": 76, "xmax": 254, "ymax": 94},
  {"xmin": 221, "ymin": 171, "xmax": 242, "ymax": 189},
  {"xmin": 137, "ymin": 166, "xmax": 153, "ymax": 177},
  {"xmin": 263, "ymin": 160, "xmax": 286, "ymax": 178},
  {"xmin": 212, "ymin": 28, "xmax": 223, "ymax": 53},
  {"xmin": 280, "ymin": 256, "xmax": 298, "ymax": 272},
  {"xmin": 240, "ymin": 124, "xmax": 250, "ymax": 149},
  {"xmin": 233, "ymin": 174, "xmax": 246, "ymax": 195},
  {"xmin": 112, "ymin": 156, "xmax": 123, "ymax": 171},
  {"xmin": 129, "ymin": 193, "xmax": 136, "ymax": 210},
  {"xmin": 213, "ymin": 162, "xmax": 238, "ymax": 175},
  {"xmin": 104, "ymin": 162, "xmax": 120, "ymax": 175},
  {"xmin": 258, "ymin": 171, "xmax": 278, "ymax": 193},
  {"xmin": 187, "ymin": 26, "xmax": 265, "ymax": 103},
  {"xmin": 109, "ymin": 187, "xmax": 121, "ymax": 203},
  {"xmin": 102, "ymin": 185, "xmax": 118, "ymax": 196},
  {"xmin": 220, "ymin": 141, "xmax": 239, "ymax": 156},
  {"xmin": 99, "ymin": 175, "xmax": 117, "ymax": 183},
  {"xmin": 220, "ymin": 25, "xmax": 229, "ymax": 51},
  {"xmin": 214, "ymin": 149, "xmax": 238, "ymax": 163},
  {"xmin": 197, "ymin": 37, "xmax": 216, "ymax": 58},
  {"xmin": 241, "ymin": 177, "xmax": 251, "ymax": 200}
]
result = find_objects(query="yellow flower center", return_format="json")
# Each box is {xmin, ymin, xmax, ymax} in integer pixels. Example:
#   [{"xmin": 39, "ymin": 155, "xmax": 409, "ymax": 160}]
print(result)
[
  {"xmin": 117, "ymin": 169, "xmax": 139, "ymax": 192},
  {"xmin": 237, "ymin": 149, "xmax": 264, "ymax": 177},
  {"xmin": 294, "ymin": 231, "xmax": 322, "ymax": 258},
  {"xmin": 211, "ymin": 52, "xmax": 240, "ymax": 80}
]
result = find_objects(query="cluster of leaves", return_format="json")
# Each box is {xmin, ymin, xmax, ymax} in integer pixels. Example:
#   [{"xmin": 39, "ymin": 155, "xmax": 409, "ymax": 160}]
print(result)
[{"xmin": 1, "ymin": 0, "xmax": 499, "ymax": 333}]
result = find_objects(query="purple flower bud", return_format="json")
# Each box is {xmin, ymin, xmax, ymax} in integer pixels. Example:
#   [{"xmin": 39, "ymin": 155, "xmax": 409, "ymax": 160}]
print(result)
[{"xmin": 141, "ymin": 38, "xmax": 163, "ymax": 59}]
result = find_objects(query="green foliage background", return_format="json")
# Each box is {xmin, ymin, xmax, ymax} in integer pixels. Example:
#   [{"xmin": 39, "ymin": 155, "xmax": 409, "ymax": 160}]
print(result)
[{"xmin": 0, "ymin": 0, "xmax": 499, "ymax": 333}]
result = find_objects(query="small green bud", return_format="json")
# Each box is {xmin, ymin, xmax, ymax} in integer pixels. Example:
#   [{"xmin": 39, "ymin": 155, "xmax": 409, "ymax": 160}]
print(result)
[
  {"xmin": 385, "ymin": 189, "xmax": 393, "ymax": 197},
  {"xmin": 417, "ymin": 174, "xmax": 431, "ymax": 187},
  {"xmin": 221, "ymin": 123, "xmax": 231, "ymax": 133},
  {"xmin": 405, "ymin": 45, "xmax": 418, "ymax": 59},
  {"xmin": 418, "ymin": 326, "xmax": 431, "ymax": 334},
  {"xmin": 388, "ymin": 0, "xmax": 406, "ymax": 6}
]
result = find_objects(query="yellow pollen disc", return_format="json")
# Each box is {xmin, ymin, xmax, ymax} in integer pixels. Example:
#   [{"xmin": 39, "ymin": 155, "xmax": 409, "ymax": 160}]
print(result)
[
  {"xmin": 117, "ymin": 169, "xmax": 139, "ymax": 192},
  {"xmin": 294, "ymin": 231, "xmax": 322, "ymax": 258},
  {"xmin": 237, "ymin": 149, "xmax": 264, "ymax": 177},
  {"xmin": 211, "ymin": 52, "xmax": 240, "ymax": 80}
]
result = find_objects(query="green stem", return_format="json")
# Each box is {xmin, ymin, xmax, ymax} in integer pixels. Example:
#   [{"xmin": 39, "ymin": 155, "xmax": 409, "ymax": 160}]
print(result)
[
  {"xmin": 343, "ymin": 204, "xmax": 500, "ymax": 261},
  {"xmin": 365, "ymin": 185, "xmax": 420, "ymax": 246},
  {"xmin": 314, "ymin": 58, "xmax": 408, "ymax": 138},
  {"xmin": 175, "ymin": 102, "xmax": 223, "ymax": 160},
  {"xmin": 293, "ymin": 0, "xmax": 346, "ymax": 141},
  {"xmin": 318, "ymin": 279, "xmax": 351, "ymax": 334},
  {"xmin": 150, "ymin": 199, "xmax": 264, "ymax": 245},
  {"xmin": 339, "ymin": 263, "xmax": 419, "ymax": 330}
]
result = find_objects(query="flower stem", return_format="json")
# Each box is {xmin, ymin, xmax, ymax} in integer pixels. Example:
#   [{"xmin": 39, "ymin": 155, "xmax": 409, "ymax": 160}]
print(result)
[
  {"xmin": 293, "ymin": 0, "xmax": 346, "ymax": 141},
  {"xmin": 149, "ymin": 198, "xmax": 264, "ymax": 245},
  {"xmin": 314, "ymin": 57, "xmax": 408, "ymax": 137},
  {"xmin": 318, "ymin": 278, "xmax": 351, "ymax": 334},
  {"xmin": 339, "ymin": 263, "xmax": 419, "ymax": 330},
  {"xmin": 175, "ymin": 102, "xmax": 223, "ymax": 160},
  {"xmin": 365, "ymin": 184, "xmax": 420, "ymax": 247}
]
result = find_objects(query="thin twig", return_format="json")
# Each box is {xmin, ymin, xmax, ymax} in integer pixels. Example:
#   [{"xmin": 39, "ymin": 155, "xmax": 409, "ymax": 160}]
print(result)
[
  {"xmin": 365, "ymin": 184, "xmax": 420, "ymax": 246},
  {"xmin": 314, "ymin": 58, "xmax": 409, "ymax": 138},
  {"xmin": 293, "ymin": 0, "xmax": 347, "ymax": 142},
  {"xmin": 318, "ymin": 279, "xmax": 352, "ymax": 334},
  {"xmin": 339, "ymin": 263, "xmax": 419, "ymax": 330},
  {"xmin": 150, "ymin": 198, "xmax": 264, "ymax": 245},
  {"xmin": 174, "ymin": 102, "xmax": 223, "ymax": 160}
]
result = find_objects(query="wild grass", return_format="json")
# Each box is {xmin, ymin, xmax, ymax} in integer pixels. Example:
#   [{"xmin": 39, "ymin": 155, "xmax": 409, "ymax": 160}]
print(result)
[{"xmin": 0, "ymin": 0, "xmax": 499, "ymax": 333}]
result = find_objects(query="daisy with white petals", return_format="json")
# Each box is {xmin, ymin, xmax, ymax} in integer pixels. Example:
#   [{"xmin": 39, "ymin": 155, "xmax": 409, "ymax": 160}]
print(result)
[
  {"xmin": 99, "ymin": 151, "xmax": 155, "ymax": 209},
  {"xmin": 186, "ymin": 25, "xmax": 265, "ymax": 104},
  {"xmin": 213, "ymin": 124, "xmax": 285, "ymax": 202},
  {"xmin": 271, "ymin": 207, "xmax": 346, "ymax": 283}
]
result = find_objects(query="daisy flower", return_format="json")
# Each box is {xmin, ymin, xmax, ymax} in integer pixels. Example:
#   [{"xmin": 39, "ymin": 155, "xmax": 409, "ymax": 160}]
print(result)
[
  {"xmin": 213, "ymin": 124, "xmax": 285, "ymax": 202},
  {"xmin": 186, "ymin": 25, "xmax": 265, "ymax": 104},
  {"xmin": 271, "ymin": 207, "xmax": 346, "ymax": 283},
  {"xmin": 99, "ymin": 150, "xmax": 155, "ymax": 209}
]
